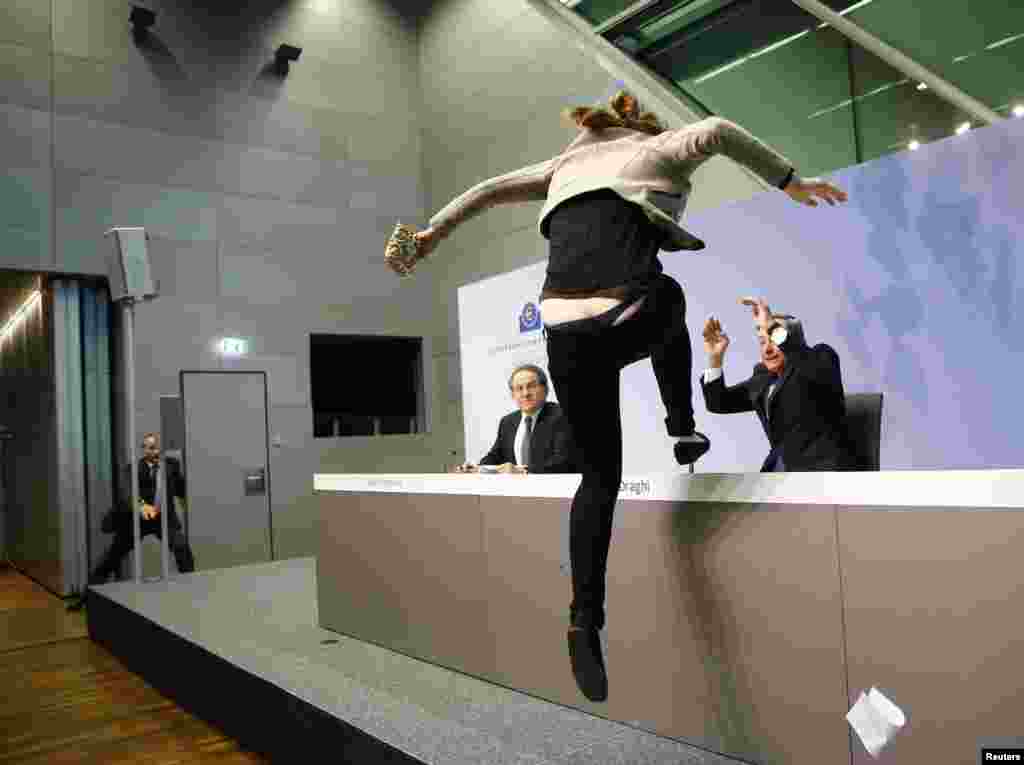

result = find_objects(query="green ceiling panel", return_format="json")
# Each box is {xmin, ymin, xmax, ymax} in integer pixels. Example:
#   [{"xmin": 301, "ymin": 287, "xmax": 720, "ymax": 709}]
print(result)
[{"xmin": 567, "ymin": 0, "xmax": 1020, "ymax": 176}]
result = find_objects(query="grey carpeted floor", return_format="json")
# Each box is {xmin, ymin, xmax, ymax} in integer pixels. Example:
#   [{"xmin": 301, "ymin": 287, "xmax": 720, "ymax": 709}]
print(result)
[{"xmin": 94, "ymin": 558, "xmax": 751, "ymax": 765}]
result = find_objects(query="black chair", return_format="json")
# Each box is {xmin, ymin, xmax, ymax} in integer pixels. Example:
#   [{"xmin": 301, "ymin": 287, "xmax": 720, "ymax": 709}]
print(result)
[{"xmin": 844, "ymin": 393, "xmax": 883, "ymax": 471}]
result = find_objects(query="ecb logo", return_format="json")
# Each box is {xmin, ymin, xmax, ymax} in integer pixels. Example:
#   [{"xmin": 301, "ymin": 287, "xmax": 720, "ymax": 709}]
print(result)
[{"xmin": 519, "ymin": 302, "xmax": 541, "ymax": 333}]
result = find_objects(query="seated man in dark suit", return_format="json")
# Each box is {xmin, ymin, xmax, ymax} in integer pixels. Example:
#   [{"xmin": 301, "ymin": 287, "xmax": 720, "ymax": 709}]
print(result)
[
  {"xmin": 458, "ymin": 364, "xmax": 577, "ymax": 474},
  {"xmin": 91, "ymin": 431, "xmax": 196, "ymax": 581},
  {"xmin": 700, "ymin": 298, "xmax": 856, "ymax": 472}
]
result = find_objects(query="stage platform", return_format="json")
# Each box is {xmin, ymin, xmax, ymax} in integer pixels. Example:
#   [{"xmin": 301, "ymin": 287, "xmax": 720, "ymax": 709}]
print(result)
[{"xmin": 86, "ymin": 557, "xmax": 747, "ymax": 765}]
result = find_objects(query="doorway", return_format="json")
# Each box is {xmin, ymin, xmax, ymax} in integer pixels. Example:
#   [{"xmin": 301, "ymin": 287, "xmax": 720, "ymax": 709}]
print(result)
[{"xmin": 179, "ymin": 371, "xmax": 273, "ymax": 572}]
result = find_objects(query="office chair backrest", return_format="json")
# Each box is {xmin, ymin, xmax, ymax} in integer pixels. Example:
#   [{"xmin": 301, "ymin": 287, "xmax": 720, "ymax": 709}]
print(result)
[{"xmin": 844, "ymin": 393, "xmax": 883, "ymax": 471}]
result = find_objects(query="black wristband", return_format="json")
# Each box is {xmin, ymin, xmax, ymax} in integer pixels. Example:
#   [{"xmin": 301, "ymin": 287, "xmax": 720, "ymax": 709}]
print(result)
[{"xmin": 778, "ymin": 167, "xmax": 795, "ymax": 190}]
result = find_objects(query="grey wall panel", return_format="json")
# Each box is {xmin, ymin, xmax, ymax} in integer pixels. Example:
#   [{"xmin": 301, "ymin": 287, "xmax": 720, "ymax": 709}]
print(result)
[
  {"xmin": 0, "ymin": 224, "xmax": 49, "ymax": 272},
  {"xmin": 313, "ymin": 276, "xmax": 442, "ymax": 343},
  {"xmin": 223, "ymin": 354, "xmax": 307, "ymax": 408},
  {"xmin": 219, "ymin": 242, "xmax": 301, "ymax": 305},
  {"xmin": 258, "ymin": 1, "xmax": 419, "ymax": 110},
  {"xmin": 52, "ymin": 0, "xmax": 137, "ymax": 64},
  {"xmin": 53, "ymin": 54, "xmax": 186, "ymax": 127},
  {"xmin": 215, "ymin": 299, "xmax": 318, "ymax": 356},
  {"xmin": 0, "ymin": 107, "xmax": 54, "ymax": 270},
  {"xmin": 217, "ymin": 194, "xmax": 341, "ymax": 249},
  {"xmin": 260, "ymin": 0, "xmax": 419, "ymax": 69},
  {"xmin": 129, "ymin": 300, "xmax": 222, "ymax": 434},
  {"xmin": 232, "ymin": 149, "xmax": 355, "ymax": 209},
  {"xmin": 344, "ymin": 170, "xmax": 423, "ymax": 221},
  {"xmin": 52, "ymin": 0, "xmax": 273, "ymax": 72},
  {"xmin": 0, "ymin": 0, "xmax": 52, "ymax": 49},
  {"xmin": 53, "ymin": 114, "xmax": 358, "ymax": 207},
  {"xmin": 0, "ymin": 42, "xmax": 51, "ymax": 111},
  {"xmin": 53, "ymin": 53, "xmax": 350, "ymax": 164},
  {"xmin": 243, "ymin": 46, "xmax": 418, "ymax": 119},
  {"xmin": 55, "ymin": 172, "xmax": 218, "ymax": 275},
  {"xmin": 0, "ymin": 170, "xmax": 51, "ymax": 247},
  {"xmin": 220, "ymin": 224, "xmax": 420, "ymax": 309},
  {"xmin": 55, "ymin": 0, "xmax": 418, "ymax": 115},
  {"xmin": 419, "ymin": 0, "xmax": 530, "ymax": 86},
  {"xmin": 0, "ymin": 102, "xmax": 52, "ymax": 172},
  {"xmin": 420, "ymin": 3, "xmax": 606, "ymax": 107},
  {"xmin": 345, "ymin": 114, "xmax": 422, "ymax": 176},
  {"xmin": 213, "ymin": 95, "xmax": 351, "ymax": 164},
  {"xmin": 145, "ymin": 237, "xmax": 220, "ymax": 301}
]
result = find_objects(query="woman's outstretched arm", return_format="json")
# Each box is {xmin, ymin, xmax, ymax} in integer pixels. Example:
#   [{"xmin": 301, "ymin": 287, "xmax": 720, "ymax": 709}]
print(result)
[
  {"xmin": 658, "ymin": 117, "xmax": 847, "ymax": 206},
  {"xmin": 415, "ymin": 158, "xmax": 556, "ymax": 258}
]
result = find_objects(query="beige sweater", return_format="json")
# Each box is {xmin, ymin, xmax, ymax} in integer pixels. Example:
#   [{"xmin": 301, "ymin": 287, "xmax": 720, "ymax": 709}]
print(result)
[{"xmin": 429, "ymin": 117, "xmax": 795, "ymax": 252}]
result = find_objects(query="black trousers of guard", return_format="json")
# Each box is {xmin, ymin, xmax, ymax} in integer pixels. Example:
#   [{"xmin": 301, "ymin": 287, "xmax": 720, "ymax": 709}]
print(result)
[{"xmin": 92, "ymin": 509, "xmax": 195, "ymax": 580}]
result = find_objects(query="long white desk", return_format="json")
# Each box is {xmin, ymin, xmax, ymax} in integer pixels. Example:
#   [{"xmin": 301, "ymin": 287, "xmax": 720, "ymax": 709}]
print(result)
[
  {"xmin": 315, "ymin": 471, "xmax": 1024, "ymax": 765},
  {"xmin": 315, "ymin": 469, "xmax": 1024, "ymax": 506}
]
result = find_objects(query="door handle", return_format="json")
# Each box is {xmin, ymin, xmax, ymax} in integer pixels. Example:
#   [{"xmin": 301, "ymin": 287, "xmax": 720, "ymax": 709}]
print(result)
[{"xmin": 244, "ymin": 467, "xmax": 266, "ymax": 496}]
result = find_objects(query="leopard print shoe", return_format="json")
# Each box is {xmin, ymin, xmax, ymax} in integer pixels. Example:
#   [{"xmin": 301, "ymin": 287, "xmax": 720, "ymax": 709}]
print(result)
[{"xmin": 384, "ymin": 222, "xmax": 420, "ymax": 277}]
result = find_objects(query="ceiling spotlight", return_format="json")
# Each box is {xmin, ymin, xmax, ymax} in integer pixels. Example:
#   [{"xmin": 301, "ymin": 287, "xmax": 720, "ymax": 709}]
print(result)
[
  {"xmin": 916, "ymin": 82, "xmax": 928, "ymax": 91},
  {"xmin": 955, "ymin": 121, "xmax": 971, "ymax": 135},
  {"xmin": 1013, "ymin": 105, "xmax": 1024, "ymax": 118},
  {"xmin": 908, "ymin": 140, "xmax": 921, "ymax": 151},
  {"xmin": 129, "ymin": 6, "xmax": 156, "ymax": 37},
  {"xmin": 273, "ymin": 44, "xmax": 302, "ymax": 75}
]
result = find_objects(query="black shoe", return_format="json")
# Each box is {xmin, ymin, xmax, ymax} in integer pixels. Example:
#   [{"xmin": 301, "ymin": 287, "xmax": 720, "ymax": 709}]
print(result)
[
  {"xmin": 673, "ymin": 431, "xmax": 710, "ymax": 465},
  {"xmin": 568, "ymin": 627, "xmax": 608, "ymax": 702}
]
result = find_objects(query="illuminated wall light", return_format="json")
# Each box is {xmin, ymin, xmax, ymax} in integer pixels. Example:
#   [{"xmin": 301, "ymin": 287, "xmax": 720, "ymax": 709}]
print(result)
[
  {"xmin": 0, "ymin": 290, "xmax": 42, "ymax": 343},
  {"xmin": 955, "ymin": 122, "xmax": 971, "ymax": 135},
  {"xmin": 916, "ymin": 82, "xmax": 928, "ymax": 91},
  {"xmin": 218, "ymin": 337, "xmax": 248, "ymax": 356},
  {"xmin": 908, "ymin": 140, "xmax": 921, "ymax": 151},
  {"xmin": 1013, "ymin": 105, "xmax": 1024, "ymax": 118}
]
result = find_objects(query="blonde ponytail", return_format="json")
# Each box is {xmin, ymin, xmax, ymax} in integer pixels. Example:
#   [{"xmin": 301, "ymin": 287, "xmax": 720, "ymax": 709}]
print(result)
[{"xmin": 562, "ymin": 90, "xmax": 665, "ymax": 136}]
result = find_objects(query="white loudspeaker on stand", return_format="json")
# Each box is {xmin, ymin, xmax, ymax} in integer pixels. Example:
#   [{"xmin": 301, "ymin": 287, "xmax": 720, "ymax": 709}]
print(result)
[
  {"xmin": 105, "ymin": 226, "xmax": 162, "ymax": 582},
  {"xmin": 105, "ymin": 227, "xmax": 157, "ymax": 302}
]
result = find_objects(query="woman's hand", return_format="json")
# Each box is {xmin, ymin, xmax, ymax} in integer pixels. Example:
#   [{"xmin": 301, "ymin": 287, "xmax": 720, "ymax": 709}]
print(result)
[
  {"xmin": 414, "ymin": 227, "xmax": 442, "ymax": 259},
  {"xmin": 783, "ymin": 176, "xmax": 847, "ymax": 207},
  {"xmin": 702, "ymin": 315, "xmax": 730, "ymax": 365}
]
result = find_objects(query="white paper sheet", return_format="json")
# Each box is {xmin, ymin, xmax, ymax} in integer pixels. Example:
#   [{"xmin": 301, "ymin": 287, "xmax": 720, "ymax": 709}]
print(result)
[{"xmin": 846, "ymin": 686, "xmax": 906, "ymax": 758}]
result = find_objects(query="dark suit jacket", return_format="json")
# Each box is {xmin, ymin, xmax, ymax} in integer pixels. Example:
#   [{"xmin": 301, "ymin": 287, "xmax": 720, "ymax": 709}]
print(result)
[
  {"xmin": 102, "ymin": 457, "xmax": 188, "ymax": 534},
  {"xmin": 701, "ymin": 342, "xmax": 857, "ymax": 472},
  {"xmin": 139, "ymin": 456, "xmax": 186, "ymax": 505},
  {"xmin": 479, "ymin": 402, "xmax": 577, "ymax": 473}
]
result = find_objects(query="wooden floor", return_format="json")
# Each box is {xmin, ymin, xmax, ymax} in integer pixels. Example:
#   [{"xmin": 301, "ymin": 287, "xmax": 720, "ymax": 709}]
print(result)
[{"xmin": 0, "ymin": 566, "xmax": 267, "ymax": 764}]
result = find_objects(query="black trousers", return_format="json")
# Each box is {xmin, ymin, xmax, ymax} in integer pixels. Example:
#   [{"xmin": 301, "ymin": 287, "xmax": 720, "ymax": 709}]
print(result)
[
  {"xmin": 546, "ymin": 273, "xmax": 694, "ymax": 630},
  {"xmin": 92, "ymin": 509, "xmax": 196, "ymax": 580}
]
